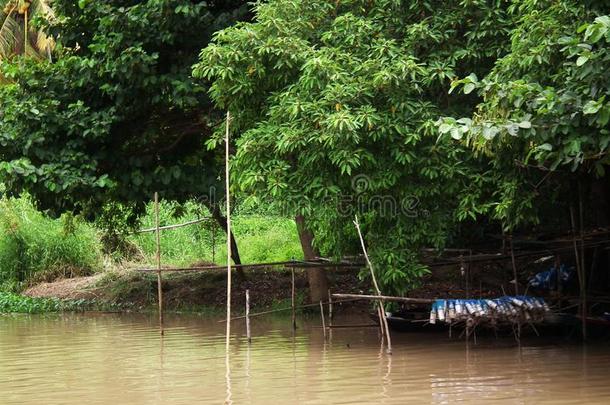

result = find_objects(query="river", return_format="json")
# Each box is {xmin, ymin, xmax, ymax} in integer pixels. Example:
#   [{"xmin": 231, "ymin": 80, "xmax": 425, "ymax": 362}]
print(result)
[{"xmin": 1, "ymin": 312, "xmax": 609, "ymax": 404}]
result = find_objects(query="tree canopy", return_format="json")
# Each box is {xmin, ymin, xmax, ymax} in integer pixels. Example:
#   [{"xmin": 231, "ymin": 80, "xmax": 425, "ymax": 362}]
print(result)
[
  {"xmin": 439, "ymin": 0, "xmax": 610, "ymax": 227},
  {"xmin": 1, "ymin": 0, "xmax": 609, "ymax": 295},
  {"xmin": 194, "ymin": 0, "xmax": 518, "ymax": 291},
  {"xmin": 0, "ymin": 0, "xmax": 248, "ymax": 216}
]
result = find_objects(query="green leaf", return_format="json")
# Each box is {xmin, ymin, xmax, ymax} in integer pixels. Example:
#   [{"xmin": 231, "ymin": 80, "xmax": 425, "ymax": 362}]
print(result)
[
  {"xmin": 537, "ymin": 143, "xmax": 552, "ymax": 151},
  {"xmin": 583, "ymin": 100, "xmax": 602, "ymax": 115},
  {"xmin": 482, "ymin": 126, "xmax": 499, "ymax": 140},
  {"xmin": 463, "ymin": 83, "xmax": 475, "ymax": 95},
  {"xmin": 450, "ymin": 127, "xmax": 462, "ymax": 140},
  {"xmin": 438, "ymin": 123, "xmax": 452, "ymax": 134}
]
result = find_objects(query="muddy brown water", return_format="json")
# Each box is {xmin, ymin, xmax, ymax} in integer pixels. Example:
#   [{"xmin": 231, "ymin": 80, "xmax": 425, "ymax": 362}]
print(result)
[{"xmin": 1, "ymin": 313, "xmax": 609, "ymax": 404}]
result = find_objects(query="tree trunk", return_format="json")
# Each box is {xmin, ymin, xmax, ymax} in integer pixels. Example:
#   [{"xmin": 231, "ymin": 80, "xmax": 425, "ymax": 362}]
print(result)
[
  {"xmin": 202, "ymin": 200, "xmax": 244, "ymax": 278},
  {"xmin": 295, "ymin": 214, "xmax": 328, "ymax": 303}
]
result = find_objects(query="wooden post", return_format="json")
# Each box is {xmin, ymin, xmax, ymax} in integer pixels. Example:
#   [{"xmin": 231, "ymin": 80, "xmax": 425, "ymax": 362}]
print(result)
[
  {"xmin": 353, "ymin": 215, "xmax": 392, "ymax": 354},
  {"xmin": 328, "ymin": 289, "xmax": 333, "ymax": 327},
  {"xmin": 570, "ymin": 203, "xmax": 586, "ymax": 340},
  {"xmin": 245, "ymin": 289, "xmax": 251, "ymax": 343},
  {"xmin": 578, "ymin": 185, "xmax": 587, "ymax": 340},
  {"xmin": 291, "ymin": 268, "xmax": 296, "ymax": 331},
  {"xmin": 212, "ymin": 224, "xmax": 216, "ymax": 264},
  {"xmin": 319, "ymin": 300, "xmax": 326, "ymax": 339},
  {"xmin": 154, "ymin": 192, "xmax": 164, "ymax": 335},
  {"xmin": 510, "ymin": 234, "xmax": 519, "ymax": 296},
  {"xmin": 225, "ymin": 111, "xmax": 232, "ymax": 349}
]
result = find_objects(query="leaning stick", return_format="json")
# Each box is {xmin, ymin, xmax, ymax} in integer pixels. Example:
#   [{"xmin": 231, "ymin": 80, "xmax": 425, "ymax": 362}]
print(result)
[{"xmin": 353, "ymin": 215, "xmax": 392, "ymax": 354}]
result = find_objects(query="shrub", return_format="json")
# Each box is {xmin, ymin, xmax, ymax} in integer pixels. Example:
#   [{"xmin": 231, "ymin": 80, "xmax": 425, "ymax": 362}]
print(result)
[{"xmin": 0, "ymin": 196, "xmax": 103, "ymax": 291}]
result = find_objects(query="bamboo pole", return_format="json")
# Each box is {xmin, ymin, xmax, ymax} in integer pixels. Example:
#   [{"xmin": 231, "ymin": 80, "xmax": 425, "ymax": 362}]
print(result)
[
  {"xmin": 319, "ymin": 300, "xmax": 326, "ymax": 339},
  {"xmin": 154, "ymin": 192, "xmax": 164, "ymax": 335},
  {"xmin": 376, "ymin": 303, "xmax": 386, "ymax": 345},
  {"xmin": 136, "ymin": 217, "xmax": 211, "ymax": 233},
  {"xmin": 225, "ymin": 111, "xmax": 232, "ymax": 350},
  {"xmin": 353, "ymin": 215, "xmax": 392, "ymax": 354},
  {"xmin": 246, "ymin": 289, "xmax": 251, "ymax": 344},
  {"xmin": 332, "ymin": 293, "xmax": 434, "ymax": 304},
  {"xmin": 291, "ymin": 268, "xmax": 296, "ymax": 331}
]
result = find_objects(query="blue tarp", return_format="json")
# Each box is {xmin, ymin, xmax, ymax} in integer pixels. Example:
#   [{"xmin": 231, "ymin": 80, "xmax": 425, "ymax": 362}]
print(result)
[
  {"xmin": 430, "ymin": 296, "xmax": 549, "ymax": 324},
  {"xmin": 528, "ymin": 264, "xmax": 573, "ymax": 290}
]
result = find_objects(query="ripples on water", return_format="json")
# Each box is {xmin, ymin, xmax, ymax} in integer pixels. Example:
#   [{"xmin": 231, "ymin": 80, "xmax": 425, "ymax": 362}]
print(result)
[{"xmin": 1, "ymin": 313, "xmax": 609, "ymax": 404}]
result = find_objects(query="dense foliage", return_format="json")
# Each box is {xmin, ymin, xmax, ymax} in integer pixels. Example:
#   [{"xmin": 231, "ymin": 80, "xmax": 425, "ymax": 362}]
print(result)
[
  {"xmin": 2, "ymin": 0, "xmax": 609, "ymax": 298},
  {"xmin": 440, "ymin": 1, "xmax": 610, "ymax": 227},
  {"xmin": 0, "ymin": 0, "xmax": 248, "ymax": 216},
  {"xmin": 194, "ymin": 0, "xmax": 518, "ymax": 292}
]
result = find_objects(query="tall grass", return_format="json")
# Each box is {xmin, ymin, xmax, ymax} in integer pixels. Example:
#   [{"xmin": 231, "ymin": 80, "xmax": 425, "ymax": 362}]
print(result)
[
  {"xmin": 0, "ymin": 196, "xmax": 104, "ymax": 292},
  {"xmin": 130, "ymin": 201, "xmax": 303, "ymax": 267},
  {"xmin": 0, "ymin": 195, "xmax": 302, "ymax": 297}
]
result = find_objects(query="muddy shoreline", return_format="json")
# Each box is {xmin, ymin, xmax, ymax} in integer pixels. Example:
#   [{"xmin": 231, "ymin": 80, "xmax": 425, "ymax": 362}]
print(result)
[{"xmin": 23, "ymin": 261, "xmax": 515, "ymax": 314}]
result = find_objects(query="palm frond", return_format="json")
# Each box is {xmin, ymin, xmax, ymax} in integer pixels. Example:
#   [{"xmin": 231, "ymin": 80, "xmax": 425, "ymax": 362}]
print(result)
[
  {"xmin": 28, "ymin": 0, "xmax": 54, "ymax": 20},
  {"xmin": 0, "ymin": 6, "xmax": 22, "ymax": 59}
]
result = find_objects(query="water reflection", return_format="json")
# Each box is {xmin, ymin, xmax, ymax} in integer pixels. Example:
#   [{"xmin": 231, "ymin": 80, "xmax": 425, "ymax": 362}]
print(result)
[{"xmin": 0, "ymin": 313, "xmax": 609, "ymax": 404}]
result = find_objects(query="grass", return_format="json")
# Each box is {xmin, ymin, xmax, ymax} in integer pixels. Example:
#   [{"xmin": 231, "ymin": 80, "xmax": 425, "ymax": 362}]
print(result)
[
  {"xmin": 0, "ymin": 291, "xmax": 119, "ymax": 313},
  {"xmin": 0, "ymin": 196, "xmax": 304, "ymax": 313},
  {"xmin": 0, "ymin": 196, "xmax": 104, "ymax": 292},
  {"xmin": 130, "ymin": 200, "xmax": 303, "ymax": 267}
]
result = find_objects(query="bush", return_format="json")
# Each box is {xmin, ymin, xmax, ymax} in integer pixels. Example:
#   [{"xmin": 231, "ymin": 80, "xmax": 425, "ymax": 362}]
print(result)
[{"xmin": 0, "ymin": 196, "xmax": 104, "ymax": 291}]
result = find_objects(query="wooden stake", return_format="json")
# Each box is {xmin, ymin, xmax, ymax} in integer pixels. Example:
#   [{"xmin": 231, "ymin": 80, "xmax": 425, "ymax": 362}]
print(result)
[
  {"xmin": 510, "ymin": 234, "xmax": 519, "ymax": 296},
  {"xmin": 245, "ymin": 289, "xmax": 251, "ymax": 343},
  {"xmin": 291, "ymin": 268, "xmax": 296, "ymax": 331},
  {"xmin": 328, "ymin": 289, "xmax": 333, "ymax": 327},
  {"xmin": 154, "ymin": 192, "xmax": 164, "ymax": 335},
  {"xmin": 319, "ymin": 300, "xmax": 326, "ymax": 339},
  {"xmin": 570, "ymin": 203, "xmax": 586, "ymax": 340},
  {"xmin": 212, "ymin": 224, "xmax": 216, "ymax": 264},
  {"xmin": 353, "ymin": 215, "xmax": 392, "ymax": 354},
  {"xmin": 225, "ymin": 111, "xmax": 232, "ymax": 350},
  {"xmin": 578, "ymin": 184, "xmax": 587, "ymax": 340}
]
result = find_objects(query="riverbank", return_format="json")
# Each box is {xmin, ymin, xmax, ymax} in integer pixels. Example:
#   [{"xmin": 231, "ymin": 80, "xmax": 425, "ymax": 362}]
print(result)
[
  {"xmin": 20, "ymin": 267, "xmax": 368, "ymax": 314},
  {"xmin": 13, "ymin": 259, "xmax": 514, "ymax": 315}
]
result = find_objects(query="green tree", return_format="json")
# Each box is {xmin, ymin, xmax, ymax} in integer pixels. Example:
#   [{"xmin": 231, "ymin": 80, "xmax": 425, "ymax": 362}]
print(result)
[
  {"xmin": 439, "ymin": 1, "xmax": 610, "ymax": 228},
  {"xmin": 0, "ymin": 0, "xmax": 249, "ymax": 263},
  {"xmin": 194, "ymin": 0, "xmax": 514, "ymax": 296}
]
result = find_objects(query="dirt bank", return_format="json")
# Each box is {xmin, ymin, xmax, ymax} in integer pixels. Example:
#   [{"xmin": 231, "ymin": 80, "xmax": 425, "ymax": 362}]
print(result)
[
  {"xmin": 24, "ymin": 268, "xmax": 369, "ymax": 312},
  {"xmin": 23, "ymin": 257, "xmax": 519, "ymax": 313}
]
